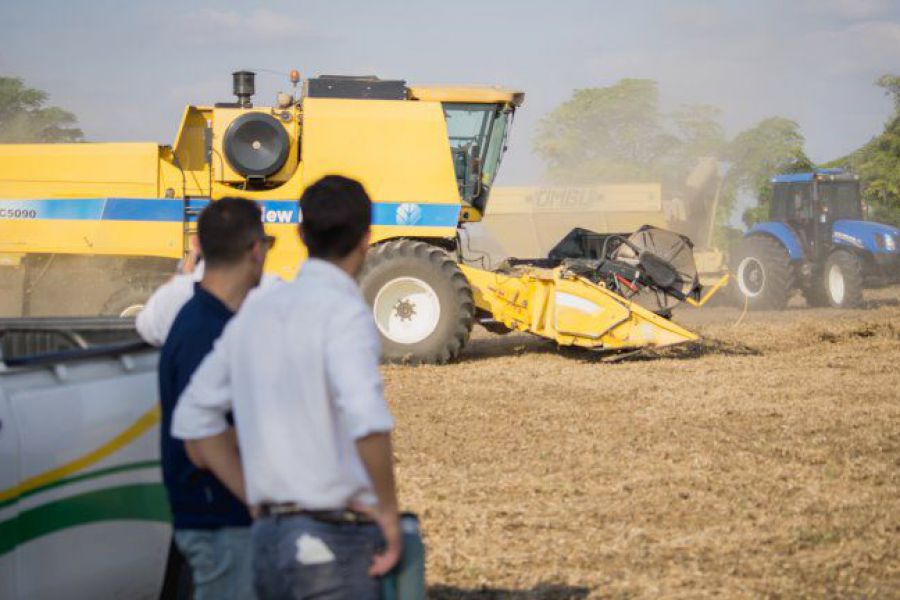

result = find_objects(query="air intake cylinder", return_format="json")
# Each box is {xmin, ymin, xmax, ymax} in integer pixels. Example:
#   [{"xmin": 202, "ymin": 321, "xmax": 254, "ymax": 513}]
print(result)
[{"xmin": 232, "ymin": 71, "xmax": 255, "ymax": 108}]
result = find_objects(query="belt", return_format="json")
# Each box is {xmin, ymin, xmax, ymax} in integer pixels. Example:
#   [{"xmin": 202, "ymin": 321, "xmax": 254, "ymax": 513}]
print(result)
[{"xmin": 257, "ymin": 503, "xmax": 375, "ymax": 525}]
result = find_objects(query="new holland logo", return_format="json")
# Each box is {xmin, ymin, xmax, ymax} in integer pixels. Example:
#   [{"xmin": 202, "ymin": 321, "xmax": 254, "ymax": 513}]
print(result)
[{"xmin": 396, "ymin": 203, "xmax": 422, "ymax": 226}]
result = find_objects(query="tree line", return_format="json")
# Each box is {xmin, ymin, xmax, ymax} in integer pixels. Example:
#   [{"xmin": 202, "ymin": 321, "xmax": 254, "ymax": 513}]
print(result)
[{"xmin": 534, "ymin": 77, "xmax": 900, "ymax": 228}]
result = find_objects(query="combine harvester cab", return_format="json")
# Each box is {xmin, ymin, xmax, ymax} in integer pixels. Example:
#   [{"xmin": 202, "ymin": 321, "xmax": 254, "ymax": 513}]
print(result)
[{"xmin": 0, "ymin": 70, "xmax": 709, "ymax": 363}]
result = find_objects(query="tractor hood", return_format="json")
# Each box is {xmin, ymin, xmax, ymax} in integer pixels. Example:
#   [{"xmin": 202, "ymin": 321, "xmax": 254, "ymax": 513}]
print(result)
[{"xmin": 833, "ymin": 220, "xmax": 900, "ymax": 254}]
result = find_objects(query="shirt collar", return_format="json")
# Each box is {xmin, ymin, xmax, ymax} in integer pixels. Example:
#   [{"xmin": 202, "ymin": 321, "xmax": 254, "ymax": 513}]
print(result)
[
  {"xmin": 193, "ymin": 282, "xmax": 236, "ymax": 320},
  {"xmin": 299, "ymin": 258, "xmax": 360, "ymax": 295}
]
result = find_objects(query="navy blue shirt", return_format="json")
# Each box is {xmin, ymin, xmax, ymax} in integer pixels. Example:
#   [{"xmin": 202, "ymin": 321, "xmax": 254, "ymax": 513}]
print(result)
[{"xmin": 158, "ymin": 283, "xmax": 251, "ymax": 530}]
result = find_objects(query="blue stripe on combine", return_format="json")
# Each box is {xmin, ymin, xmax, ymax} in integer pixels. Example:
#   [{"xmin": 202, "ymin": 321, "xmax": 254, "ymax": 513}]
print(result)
[{"xmin": 0, "ymin": 198, "xmax": 460, "ymax": 227}]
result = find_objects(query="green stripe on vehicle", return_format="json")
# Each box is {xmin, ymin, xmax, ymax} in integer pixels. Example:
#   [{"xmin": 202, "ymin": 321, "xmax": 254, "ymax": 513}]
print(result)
[
  {"xmin": 0, "ymin": 483, "xmax": 171, "ymax": 555},
  {"xmin": 0, "ymin": 460, "xmax": 161, "ymax": 511}
]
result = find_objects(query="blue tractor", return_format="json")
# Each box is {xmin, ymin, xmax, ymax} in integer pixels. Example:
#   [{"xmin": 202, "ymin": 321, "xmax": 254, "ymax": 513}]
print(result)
[{"xmin": 732, "ymin": 169, "xmax": 900, "ymax": 309}]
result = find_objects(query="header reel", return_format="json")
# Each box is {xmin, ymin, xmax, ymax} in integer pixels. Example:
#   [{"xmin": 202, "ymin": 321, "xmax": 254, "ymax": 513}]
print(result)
[{"xmin": 545, "ymin": 226, "xmax": 703, "ymax": 315}]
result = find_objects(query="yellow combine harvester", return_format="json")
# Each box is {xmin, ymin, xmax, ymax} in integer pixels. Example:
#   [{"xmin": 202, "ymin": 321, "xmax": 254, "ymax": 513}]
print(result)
[{"xmin": 0, "ymin": 71, "xmax": 708, "ymax": 363}]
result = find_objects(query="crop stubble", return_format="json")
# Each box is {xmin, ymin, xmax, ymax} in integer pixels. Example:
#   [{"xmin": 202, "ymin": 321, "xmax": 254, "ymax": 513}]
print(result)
[{"xmin": 385, "ymin": 287, "xmax": 900, "ymax": 599}]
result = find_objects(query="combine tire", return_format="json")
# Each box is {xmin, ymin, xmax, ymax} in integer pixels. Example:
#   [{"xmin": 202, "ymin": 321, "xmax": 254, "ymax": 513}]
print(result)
[
  {"xmin": 731, "ymin": 236, "xmax": 793, "ymax": 310},
  {"xmin": 359, "ymin": 240, "xmax": 474, "ymax": 364},
  {"xmin": 822, "ymin": 250, "xmax": 863, "ymax": 308}
]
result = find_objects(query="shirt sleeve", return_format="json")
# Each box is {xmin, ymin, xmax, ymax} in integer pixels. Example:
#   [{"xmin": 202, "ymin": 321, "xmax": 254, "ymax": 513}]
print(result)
[
  {"xmin": 325, "ymin": 301, "xmax": 394, "ymax": 440},
  {"xmin": 136, "ymin": 275, "xmax": 194, "ymax": 347},
  {"xmin": 171, "ymin": 328, "xmax": 233, "ymax": 440}
]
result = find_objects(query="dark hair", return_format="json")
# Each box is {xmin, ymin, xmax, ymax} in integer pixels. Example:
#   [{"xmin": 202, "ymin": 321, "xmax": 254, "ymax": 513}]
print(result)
[
  {"xmin": 299, "ymin": 175, "xmax": 372, "ymax": 259},
  {"xmin": 197, "ymin": 197, "xmax": 264, "ymax": 268}
]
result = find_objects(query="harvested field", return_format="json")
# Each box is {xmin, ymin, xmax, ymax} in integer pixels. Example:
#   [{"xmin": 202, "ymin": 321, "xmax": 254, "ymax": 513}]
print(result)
[{"xmin": 386, "ymin": 286, "xmax": 900, "ymax": 599}]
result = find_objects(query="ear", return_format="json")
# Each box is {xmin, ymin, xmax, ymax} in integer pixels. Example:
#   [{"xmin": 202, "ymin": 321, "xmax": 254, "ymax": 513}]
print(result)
[
  {"xmin": 250, "ymin": 240, "xmax": 266, "ymax": 265},
  {"xmin": 358, "ymin": 229, "xmax": 371, "ymax": 254}
]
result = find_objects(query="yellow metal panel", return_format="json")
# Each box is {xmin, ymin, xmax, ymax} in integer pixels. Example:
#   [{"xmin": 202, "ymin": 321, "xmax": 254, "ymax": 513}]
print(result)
[
  {"xmin": 263, "ymin": 223, "xmax": 305, "ymax": 280},
  {"xmin": 210, "ymin": 166, "xmax": 306, "ymax": 201},
  {"xmin": 408, "ymin": 85, "xmax": 524, "ymax": 106},
  {"xmin": 552, "ymin": 277, "xmax": 630, "ymax": 339},
  {"xmin": 483, "ymin": 184, "xmax": 666, "ymax": 259},
  {"xmin": 460, "ymin": 264, "xmax": 698, "ymax": 351},
  {"xmin": 0, "ymin": 220, "xmax": 182, "ymax": 258},
  {"xmin": 263, "ymin": 223, "xmax": 459, "ymax": 281},
  {"xmin": 488, "ymin": 185, "xmax": 662, "ymax": 215},
  {"xmin": 173, "ymin": 106, "xmax": 213, "ymax": 172},
  {"xmin": 0, "ymin": 143, "xmax": 160, "ymax": 199},
  {"xmin": 301, "ymin": 98, "xmax": 460, "ymax": 206},
  {"xmin": 163, "ymin": 106, "xmax": 214, "ymax": 197}
]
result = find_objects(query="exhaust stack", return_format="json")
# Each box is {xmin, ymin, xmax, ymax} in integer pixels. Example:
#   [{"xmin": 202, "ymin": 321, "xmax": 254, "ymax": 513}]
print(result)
[{"xmin": 232, "ymin": 71, "xmax": 255, "ymax": 108}]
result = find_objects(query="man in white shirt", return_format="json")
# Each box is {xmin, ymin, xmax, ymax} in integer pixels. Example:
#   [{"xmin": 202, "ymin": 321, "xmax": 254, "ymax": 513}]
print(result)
[
  {"xmin": 135, "ymin": 258, "xmax": 203, "ymax": 347},
  {"xmin": 136, "ymin": 238, "xmax": 282, "ymax": 347},
  {"xmin": 172, "ymin": 175, "xmax": 401, "ymax": 599}
]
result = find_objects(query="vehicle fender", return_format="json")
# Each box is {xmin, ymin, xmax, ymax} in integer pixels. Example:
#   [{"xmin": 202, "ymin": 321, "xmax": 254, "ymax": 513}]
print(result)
[
  {"xmin": 833, "ymin": 220, "xmax": 900, "ymax": 255},
  {"xmin": 746, "ymin": 222, "xmax": 804, "ymax": 260}
]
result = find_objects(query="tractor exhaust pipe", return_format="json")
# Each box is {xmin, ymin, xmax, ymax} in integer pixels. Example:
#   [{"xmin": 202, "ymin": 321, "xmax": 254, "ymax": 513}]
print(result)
[{"xmin": 232, "ymin": 71, "xmax": 255, "ymax": 108}]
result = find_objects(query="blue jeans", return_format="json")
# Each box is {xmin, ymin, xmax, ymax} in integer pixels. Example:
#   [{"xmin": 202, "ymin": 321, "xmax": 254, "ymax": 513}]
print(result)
[
  {"xmin": 252, "ymin": 514, "xmax": 383, "ymax": 600},
  {"xmin": 174, "ymin": 527, "xmax": 256, "ymax": 600}
]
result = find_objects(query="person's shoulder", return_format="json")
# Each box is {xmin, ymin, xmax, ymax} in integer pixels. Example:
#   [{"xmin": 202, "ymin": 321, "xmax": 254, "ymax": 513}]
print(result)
[
  {"xmin": 238, "ymin": 277, "xmax": 292, "ymax": 319},
  {"xmin": 246, "ymin": 275, "xmax": 288, "ymax": 304}
]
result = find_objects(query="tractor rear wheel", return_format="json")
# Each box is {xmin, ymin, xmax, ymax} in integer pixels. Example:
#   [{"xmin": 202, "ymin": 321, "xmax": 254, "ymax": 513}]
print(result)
[
  {"xmin": 731, "ymin": 235, "xmax": 794, "ymax": 310},
  {"xmin": 359, "ymin": 240, "xmax": 474, "ymax": 364},
  {"xmin": 822, "ymin": 250, "xmax": 863, "ymax": 308}
]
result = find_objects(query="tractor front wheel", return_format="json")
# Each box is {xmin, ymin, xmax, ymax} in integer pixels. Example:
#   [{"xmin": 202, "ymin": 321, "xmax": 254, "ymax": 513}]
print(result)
[
  {"xmin": 731, "ymin": 235, "xmax": 794, "ymax": 310},
  {"xmin": 822, "ymin": 250, "xmax": 864, "ymax": 308},
  {"xmin": 359, "ymin": 240, "xmax": 474, "ymax": 364}
]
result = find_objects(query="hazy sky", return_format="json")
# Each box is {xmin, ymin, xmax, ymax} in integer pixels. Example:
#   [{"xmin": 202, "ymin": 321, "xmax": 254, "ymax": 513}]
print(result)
[{"xmin": 2, "ymin": 0, "xmax": 899, "ymax": 185}]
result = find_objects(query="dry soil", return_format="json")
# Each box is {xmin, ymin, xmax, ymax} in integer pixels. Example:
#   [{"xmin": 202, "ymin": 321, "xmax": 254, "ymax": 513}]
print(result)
[{"xmin": 385, "ymin": 286, "xmax": 900, "ymax": 599}]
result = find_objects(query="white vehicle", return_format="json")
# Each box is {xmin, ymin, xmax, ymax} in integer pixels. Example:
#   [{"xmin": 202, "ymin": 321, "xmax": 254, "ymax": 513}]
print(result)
[
  {"xmin": 0, "ymin": 322, "xmax": 189, "ymax": 599},
  {"xmin": 0, "ymin": 321, "xmax": 426, "ymax": 599}
]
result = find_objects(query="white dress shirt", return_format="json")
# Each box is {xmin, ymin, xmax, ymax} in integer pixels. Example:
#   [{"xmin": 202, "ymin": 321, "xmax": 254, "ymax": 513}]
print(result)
[
  {"xmin": 136, "ymin": 262, "xmax": 282, "ymax": 347},
  {"xmin": 171, "ymin": 259, "xmax": 394, "ymax": 509},
  {"xmin": 135, "ymin": 263, "xmax": 205, "ymax": 347}
]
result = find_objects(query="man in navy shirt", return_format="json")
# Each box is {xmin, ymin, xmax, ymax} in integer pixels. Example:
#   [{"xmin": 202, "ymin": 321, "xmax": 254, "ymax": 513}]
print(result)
[{"xmin": 159, "ymin": 197, "xmax": 273, "ymax": 599}]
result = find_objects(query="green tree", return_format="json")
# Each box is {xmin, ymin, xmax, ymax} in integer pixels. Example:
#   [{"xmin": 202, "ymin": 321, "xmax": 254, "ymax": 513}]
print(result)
[
  {"xmin": 533, "ymin": 79, "xmax": 810, "ymax": 231},
  {"xmin": 0, "ymin": 76, "xmax": 83, "ymax": 143},
  {"xmin": 533, "ymin": 79, "xmax": 677, "ymax": 183},
  {"xmin": 827, "ymin": 74, "xmax": 900, "ymax": 227},
  {"xmin": 723, "ymin": 117, "xmax": 814, "ymax": 226}
]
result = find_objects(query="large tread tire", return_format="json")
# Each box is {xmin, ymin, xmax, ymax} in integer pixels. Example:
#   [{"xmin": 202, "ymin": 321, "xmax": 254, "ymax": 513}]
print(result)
[
  {"xmin": 730, "ymin": 235, "xmax": 794, "ymax": 310},
  {"xmin": 359, "ymin": 240, "xmax": 474, "ymax": 364},
  {"xmin": 100, "ymin": 280, "xmax": 159, "ymax": 317},
  {"xmin": 822, "ymin": 250, "xmax": 864, "ymax": 308}
]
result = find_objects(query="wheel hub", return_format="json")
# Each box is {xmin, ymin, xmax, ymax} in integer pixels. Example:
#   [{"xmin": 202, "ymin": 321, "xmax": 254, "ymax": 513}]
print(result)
[
  {"xmin": 394, "ymin": 298, "xmax": 417, "ymax": 321},
  {"xmin": 737, "ymin": 257, "xmax": 765, "ymax": 298},
  {"xmin": 373, "ymin": 277, "xmax": 441, "ymax": 345}
]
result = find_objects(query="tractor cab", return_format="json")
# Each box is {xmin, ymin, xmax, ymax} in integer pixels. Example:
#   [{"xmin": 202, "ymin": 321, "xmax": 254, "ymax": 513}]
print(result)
[{"xmin": 769, "ymin": 170, "xmax": 862, "ymax": 261}]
